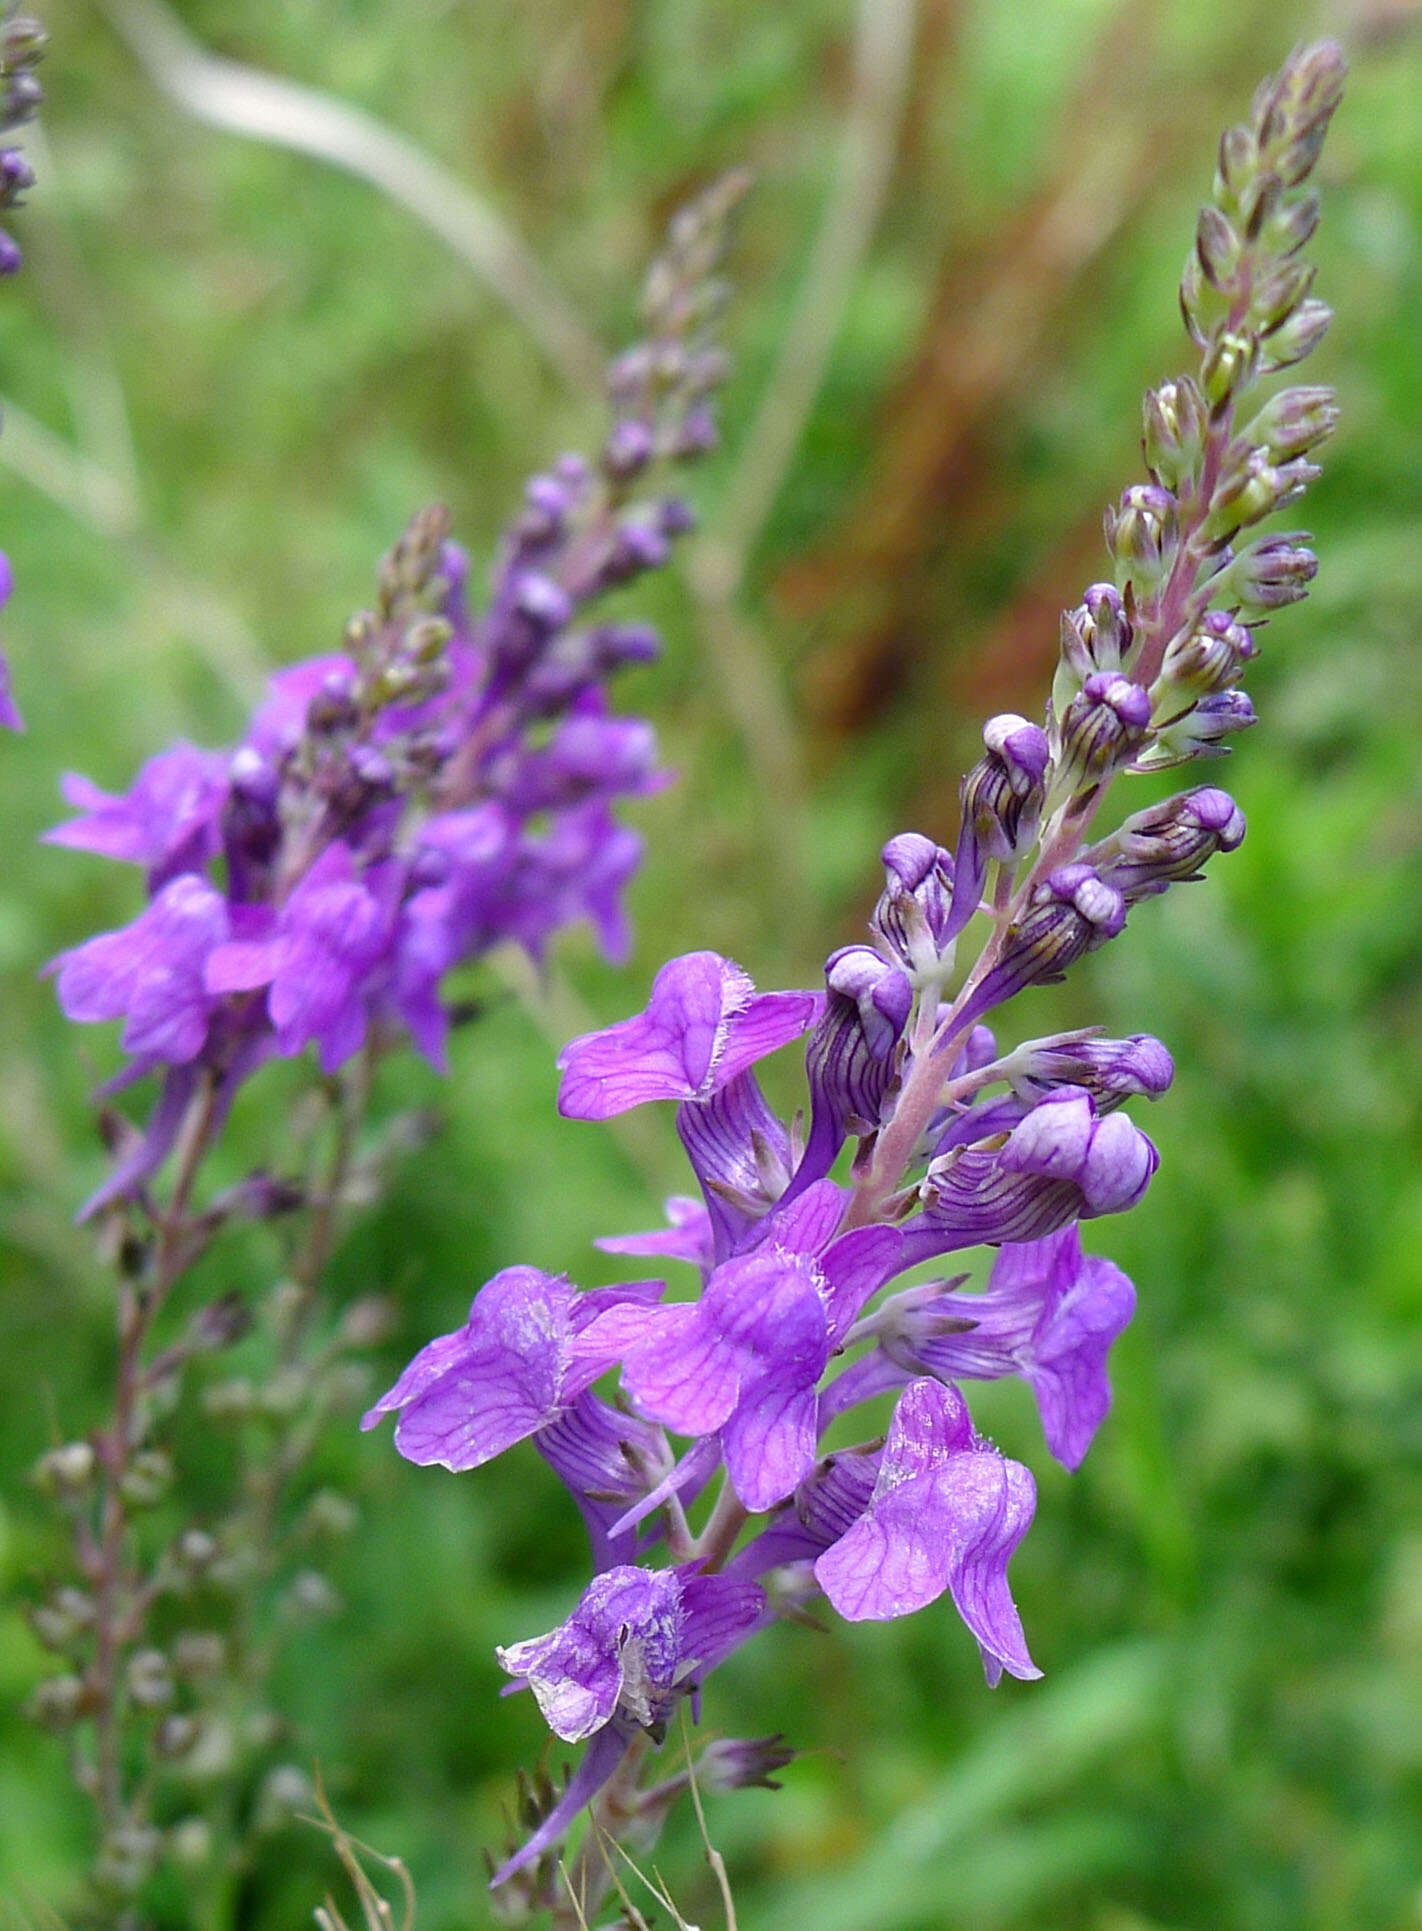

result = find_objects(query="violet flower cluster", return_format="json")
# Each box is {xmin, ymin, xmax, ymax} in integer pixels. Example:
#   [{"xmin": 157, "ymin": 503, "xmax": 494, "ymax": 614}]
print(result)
[
  {"xmin": 27, "ymin": 178, "xmax": 745, "ymax": 1910},
  {"xmin": 365, "ymin": 43, "xmax": 1346, "ymax": 1918},
  {"xmin": 46, "ymin": 178, "xmax": 746, "ymax": 1214}
]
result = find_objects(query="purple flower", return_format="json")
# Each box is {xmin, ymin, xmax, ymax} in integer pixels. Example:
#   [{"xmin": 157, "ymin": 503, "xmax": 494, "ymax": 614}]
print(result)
[
  {"xmin": 875, "ymin": 1225, "xmax": 1136, "ymax": 1469},
  {"xmin": 204, "ymin": 841, "xmax": 399, "ymax": 1073},
  {"xmin": 45, "ymin": 743, "xmax": 230, "ymax": 886},
  {"xmin": 578, "ymin": 1248, "xmax": 829, "ymax": 1510},
  {"xmin": 496, "ymin": 1563, "xmax": 765, "ymax": 1743},
  {"xmin": 595, "ymin": 1194, "xmax": 714, "ymax": 1273},
  {"xmin": 535, "ymin": 1391, "xmax": 670, "ymax": 1571},
  {"xmin": 392, "ymin": 805, "xmax": 515, "ymax": 1068},
  {"xmin": 813, "ymin": 1378, "xmax": 1039, "ymax": 1683},
  {"xmin": 675, "ymin": 1070, "xmax": 795, "ymax": 1258},
  {"xmin": 361, "ymin": 1266, "xmax": 665, "ymax": 1470},
  {"xmin": 49, "ymin": 874, "xmax": 229, "ymax": 1068},
  {"xmin": 557, "ymin": 951, "xmax": 820, "ymax": 1120}
]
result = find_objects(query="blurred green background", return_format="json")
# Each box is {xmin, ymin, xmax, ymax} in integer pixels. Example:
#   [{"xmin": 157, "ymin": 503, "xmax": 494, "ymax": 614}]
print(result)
[{"xmin": 1, "ymin": 0, "xmax": 1419, "ymax": 1925}]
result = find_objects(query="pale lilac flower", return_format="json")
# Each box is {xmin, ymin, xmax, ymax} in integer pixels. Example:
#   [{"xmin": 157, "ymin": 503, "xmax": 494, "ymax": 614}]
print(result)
[
  {"xmin": 557, "ymin": 951, "xmax": 820, "ymax": 1119},
  {"xmin": 497, "ymin": 1564, "xmax": 764, "ymax": 1744},
  {"xmin": 361, "ymin": 1267, "xmax": 665, "ymax": 1471},
  {"xmin": 45, "ymin": 744, "xmax": 229, "ymax": 884},
  {"xmin": 871, "ymin": 1225, "xmax": 1136, "ymax": 1470},
  {"xmin": 49, "ymin": 875, "xmax": 229, "ymax": 1069},
  {"xmin": 814, "ymin": 1378, "xmax": 1039, "ymax": 1684}
]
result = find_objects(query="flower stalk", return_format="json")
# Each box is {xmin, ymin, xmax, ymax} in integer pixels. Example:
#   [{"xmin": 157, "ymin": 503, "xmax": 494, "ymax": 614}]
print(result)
[{"xmin": 366, "ymin": 42, "xmax": 1347, "ymax": 1918}]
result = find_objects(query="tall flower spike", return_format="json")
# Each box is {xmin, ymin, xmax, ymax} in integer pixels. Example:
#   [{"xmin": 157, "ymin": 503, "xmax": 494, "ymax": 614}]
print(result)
[{"xmin": 372, "ymin": 46, "xmax": 1346, "ymax": 1906}]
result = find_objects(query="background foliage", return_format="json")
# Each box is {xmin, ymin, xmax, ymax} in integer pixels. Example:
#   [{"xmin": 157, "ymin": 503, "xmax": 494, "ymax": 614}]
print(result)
[{"xmin": 1, "ymin": 1, "xmax": 1418, "ymax": 1925}]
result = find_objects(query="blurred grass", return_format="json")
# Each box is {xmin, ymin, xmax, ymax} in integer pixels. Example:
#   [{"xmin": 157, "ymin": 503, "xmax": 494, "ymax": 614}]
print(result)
[{"xmin": 1, "ymin": 1, "xmax": 1420, "ymax": 1926}]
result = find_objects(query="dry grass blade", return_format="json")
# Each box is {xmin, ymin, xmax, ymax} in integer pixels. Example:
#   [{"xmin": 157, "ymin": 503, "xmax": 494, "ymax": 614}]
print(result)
[{"xmin": 301, "ymin": 1773, "xmax": 416, "ymax": 1931}]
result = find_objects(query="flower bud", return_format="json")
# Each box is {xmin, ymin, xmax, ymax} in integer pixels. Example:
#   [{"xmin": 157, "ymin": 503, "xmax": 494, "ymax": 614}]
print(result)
[
  {"xmin": 1260, "ymin": 297, "xmax": 1331, "ymax": 372},
  {"xmin": 1209, "ymin": 450, "xmax": 1320, "ymax": 540},
  {"xmin": 1199, "ymin": 329, "xmax": 1258, "ymax": 408},
  {"xmin": 26, "ymin": 1673, "xmax": 91, "ymax": 1732},
  {"xmin": 1089, "ymin": 786, "xmax": 1246, "ymax": 901},
  {"xmin": 999, "ymin": 1087, "xmax": 1158, "ymax": 1215},
  {"xmin": 1054, "ymin": 582, "xmax": 1136, "ymax": 719},
  {"xmin": 31, "ymin": 1441, "xmax": 97, "ymax": 1500},
  {"xmin": 1138, "ymin": 688, "xmax": 1258, "ymax": 768},
  {"xmin": 512, "ymin": 571, "xmax": 574, "ymax": 634},
  {"xmin": 870, "ymin": 833, "xmax": 956, "ymax": 986},
  {"xmin": 1250, "ymin": 258, "xmax": 1315, "ymax": 334},
  {"xmin": 1225, "ymin": 533, "xmax": 1317, "ymax": 613},
  {"xmin": 153, "ymin": 1713, "xmax": 201, "ymax": 1760},
  {"xmin": 127, "ymin": 1648, "xmax": 175, "ymax": 1708},
  {"xmin": 95, "ymin": 1825, "xmax": 163, "ymax": 1896},
  {"xmin": 1007, "ymin": 1030, "xmax": 1174, "ymax": 1105},
  {"xmin": 1195, "ymin": 206, "xmax": 1240, "ymax": 289},
  {"xmin": 1156, "ymin": 611, "xmax": 1257, "ymax": 702},
  {"xmin": 27, "ymin": 1586, "xmax": 95, "ymax": 1651},
  {"xmin": 1142, "ymin": 377, "xmax": 1206, "ymax": 491},
  {"xmin": 954, "ymin": 863, "xmax": 1126, "ymax": 1032},
  {"xmin": 1056, "ymin": 672, "xmax": 1153, "ymax": 790},
  {"xmin": 1263, "ymin": 188, "xmax": 1320, "ymax": 259},
  {"xmin": 697, "ymin": 1735, "xmax": 798, "ymax": 1793},
  {"xmin": 119, "ymin": 1449, "xmax": 172, "ymax": 1510},
  {"xmin": 1104, "ymin": 484, "xmax": 1179, "ymax": 594},
  {"xmin": 255, "ymin": 1764, "xmax": 316, "ymax": 1833},
  {"xmin": 601, "ymin": 418, "xmax": 655, "ymax": 480},
  {"xmin": 173, "ymin": 1631, "xmax": 227, "ymax": 1680},
  {"xmin": 804, "ymin": 946, "xmax": 913, "ymax": 1152},
  {"xmin": 174, "ymin": 1528, "xmax": 219, "ymax": 1574},
  {"xmin": 1248, "ymin": 383, "xmax": 1340, "ymax": 464},
  {"xmin": 955, "ymin": 715, "xmax": 1051, "ymax": 915},
  {"xmin": 169, "ymin": 1818, "xmax": 214, "ymax": 1869}
]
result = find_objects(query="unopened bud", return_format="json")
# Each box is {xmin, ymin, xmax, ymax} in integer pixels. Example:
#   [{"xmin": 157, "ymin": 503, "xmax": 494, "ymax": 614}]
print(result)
[
  {"xmin": 153, "ymin": 1713, "xmax": 201, "ymax": 1760},
  {"xmin": 31, "ymin": 1441, "xmax": 97, "ymax": 1500},
  {"xmin": 1104, "ymin": 484, "xmax": 1179, "ymax": 593},
  {"xmin": 602, "ymin": 418, "xmax": 655, "ymax": 480},
  {"xmin": 1142, "ymin": 377, "xmax": 1206, "ymax": 491},
  {"xmin": 1244, "ymin": 384, "xmax": 1338, "ymax": 461},
  {"xmin": 174, "ymin": 1528, "xmax": 218, "ymax": 1574},
  {"xmin": 697, "ymin": 1735, "xmax": 797, "ymax": 1793},
  {"xmin": 1157, "ymin": 611, "xmax": 1257, "ymax": 701},
  {"xmin": 1138, "ymin": 689, "xmax": 1258, "ymax": 769},
  {"xmin": 1195, "ymin": 206, "xmax": 1240, "ymax": 289},
  {"xmin": 954, "ymin": 863, "xmax": 1126, "ymax": 1031},
  {"xmin": 26, "ymin": 1673, "xmax": 90, "ymax": 1731},
  {"xmin": 255, "ymin": 1764, "xmax": 316, "ymax": 1833},
  {"xmin": 1260, "ymin": 297, "xmax": 1331, "ymax": 371},
  {"xmin": 1226, "ymin": 533, "xmax": 1317, "ymax": 613},
  {"xmin": 27, "ymin": 1586, "xmax": 94, "ymax": 1651},
  {"xmin": 957, "ymin": 715, "xmax": 1051, "ymax": 900},
  {"xmin": 119, "ymin": 1449, "xmax": 172, "ymax": 1510},
  {"xmin": 1199, "ymin": 329, "xmax": 1258, "ymax": 408},
  {"xmin": 870, "ymin": 833, "xmax": 956, "ymax": 986},
  {"xmin": 1090, "ymin": 786, "xmax": 1246, "ymax": 901},
  {"xmin": 1056, "ymin": 672, "xmax": 1152, "ymax": 789},
  {"xmin": 173, "ymin": 1631, "xmax": 226, "ymax": 1679},
  {"xmin": 127, "ymin": 1649, "xmax": 174, "ymax": 1708},
  {"xmin": 169, "ymin": 1818, "xmax": 213, "ymax": 1869}
]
